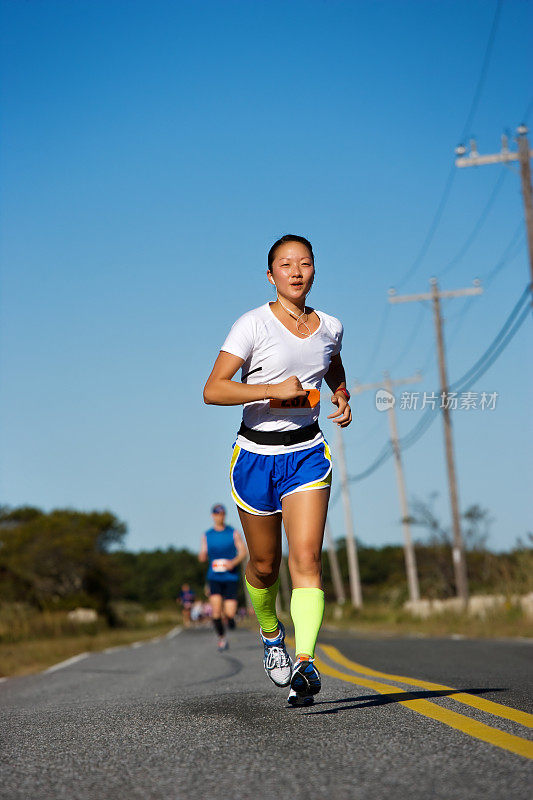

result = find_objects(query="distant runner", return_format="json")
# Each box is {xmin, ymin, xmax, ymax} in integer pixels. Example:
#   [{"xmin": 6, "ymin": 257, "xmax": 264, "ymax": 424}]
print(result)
[
  {"xmin": 177, "ymin": 583, "xmax": 195, "ymax": 628},
  {"xmin": 199, "ymin": 503, "xmax": 247, "ymax": 651},
  {"xmin": 203, "ymin": 234, "xmax": 352, "ymax": 705}
]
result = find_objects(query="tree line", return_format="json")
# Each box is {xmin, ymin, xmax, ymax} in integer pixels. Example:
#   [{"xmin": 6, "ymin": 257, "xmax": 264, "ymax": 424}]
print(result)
[{"xmin": 0, "ymin": 504, "xmax": 531, "ymax": 621}]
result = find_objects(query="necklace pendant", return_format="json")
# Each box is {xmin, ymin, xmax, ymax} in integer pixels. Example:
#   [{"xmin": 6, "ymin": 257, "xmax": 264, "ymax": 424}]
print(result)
[
  {"xmin": 276, "ymin": 296, "xmax": 311, "ymax": 337},
  {"xmin": 296, "ymin": 318, "xmax": 311, "ymax": 337}
]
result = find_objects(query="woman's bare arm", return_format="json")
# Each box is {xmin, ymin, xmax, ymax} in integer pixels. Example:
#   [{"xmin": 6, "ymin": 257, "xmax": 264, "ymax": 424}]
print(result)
[
  {"xmin": 203, "ymin": 351, "xmax": 308, "ymax": 406},
  {"xmin": 324, "ymin": 353, "xmax": 347, "ymax": 395},
  {"xmin": 198, "ymin": 534, "xmax": 208, "ymax": 563},
  {"xmin": 324, "ymin": 353, "xmax": 352, "ymax": 427}
]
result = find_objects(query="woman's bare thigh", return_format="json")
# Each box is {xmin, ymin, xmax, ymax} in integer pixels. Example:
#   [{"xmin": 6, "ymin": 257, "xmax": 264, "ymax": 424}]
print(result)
[
  {"xmin": 282, "ymin": 488, "xmax": 330, "ymax": 588},
  {"xmin": 237, "ymin": 507, "xmax": 282, "ymax": 588},
  {"xmin": 223, "ymin": 598, "xmax": 238, "ymax": 618},
  {"xmin": 210, "ymin": 594, "xmax": 223, "ymax": 617}
]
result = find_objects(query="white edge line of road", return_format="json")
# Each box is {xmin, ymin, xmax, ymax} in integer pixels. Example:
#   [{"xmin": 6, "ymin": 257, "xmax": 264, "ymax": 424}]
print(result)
[
  {"xmin": 44, "ymin": 652, "xmax": 89, "ymax": 673},
  {"xmin": 0, "ymin": 625, "xmax": 184, "ymax": 684},
  {"xmin": 129, "ymin": 625, "xmax": 182, "ymax": 648}
]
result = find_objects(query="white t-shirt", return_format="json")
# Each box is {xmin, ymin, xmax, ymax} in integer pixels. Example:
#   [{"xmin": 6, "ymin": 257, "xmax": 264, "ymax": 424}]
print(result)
[{"xmin": 220, "ymin": 303, "xmax": 343, "ymax": 454}]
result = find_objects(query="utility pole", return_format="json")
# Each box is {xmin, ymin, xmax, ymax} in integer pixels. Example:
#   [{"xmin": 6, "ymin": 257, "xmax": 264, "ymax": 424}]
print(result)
[
  {"xmin": 352, "ymin": 371, "xmax": 422, "ymax": 603},
  {"xmin": 325, "ymin": 519, "xmax": 346, "ymax": 605},
  {"xmin": 334, "ymin": 425, "xmax": 363, "ymax": 608},
  {"xmin": 455, "ymin": 125, "xmax": 533, "ymax": 284},
  {"xmin": 388, "ymin": 279, "xmax": 483, "ymax": 604}
]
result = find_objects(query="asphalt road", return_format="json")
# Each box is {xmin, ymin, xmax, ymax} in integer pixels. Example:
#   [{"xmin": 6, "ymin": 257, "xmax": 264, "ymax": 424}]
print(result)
[{"xmin": 2, "ymin": 626, "xmax": 532, "ymax": 800}]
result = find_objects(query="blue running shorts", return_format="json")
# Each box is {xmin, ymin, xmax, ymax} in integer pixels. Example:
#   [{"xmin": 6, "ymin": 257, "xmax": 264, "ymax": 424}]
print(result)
[
  {"xmin": 208, "ymin": 580, "xmax": 239, "ymax": 600},
  {"xmin": 230, "ymin": 440, "xmax": 332, "ymax": 516}
]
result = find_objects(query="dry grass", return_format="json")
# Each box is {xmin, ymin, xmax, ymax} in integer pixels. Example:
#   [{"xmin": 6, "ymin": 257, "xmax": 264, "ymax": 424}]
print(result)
[
  {"xmin": 320, "ymin": 601, "xmax": 533, "ymax": 639},
  {"xmin": 0, "ymin": 622, "xmax": 180, "ymax": 678},
  {"xmin": 0, "ymin": 603, "xmax": 182, "ymax": 678}
]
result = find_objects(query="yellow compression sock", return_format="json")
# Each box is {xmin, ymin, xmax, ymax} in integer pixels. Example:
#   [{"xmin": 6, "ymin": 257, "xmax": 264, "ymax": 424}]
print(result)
[
  {"xmin": 245, "ymin": 577, "xmax": 280, "ymax": 634},
  {"xmin": 290, "ymin": 587, "xmax": 325, "ymax": 658}
]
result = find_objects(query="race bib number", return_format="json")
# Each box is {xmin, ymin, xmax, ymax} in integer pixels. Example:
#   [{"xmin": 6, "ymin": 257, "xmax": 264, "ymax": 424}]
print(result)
[
  {"xmin": 269, "ymin": 388, "xmax": 320, "ymax": 416},
  {"xmin": 212, "ymin": 559, "xmax": 229, "ymax": 573}
]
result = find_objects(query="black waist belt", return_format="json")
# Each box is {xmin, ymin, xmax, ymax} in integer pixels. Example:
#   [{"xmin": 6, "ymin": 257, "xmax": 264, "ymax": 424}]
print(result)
[{"xmin": 238, "ymin": 420, "xmax": 320, "ymax": 447}]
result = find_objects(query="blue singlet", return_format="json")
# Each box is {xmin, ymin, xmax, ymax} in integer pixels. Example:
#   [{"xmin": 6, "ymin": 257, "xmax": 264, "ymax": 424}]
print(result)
[{"xmin": 205, "ymin": 526, "xmax": 239, "ymax": 583}]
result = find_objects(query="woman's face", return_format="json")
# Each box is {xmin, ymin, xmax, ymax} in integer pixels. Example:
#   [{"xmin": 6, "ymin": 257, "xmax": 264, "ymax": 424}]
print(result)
[{"xmin": 268, "ymin": 241, "xmax": 314, "ymax": 302}]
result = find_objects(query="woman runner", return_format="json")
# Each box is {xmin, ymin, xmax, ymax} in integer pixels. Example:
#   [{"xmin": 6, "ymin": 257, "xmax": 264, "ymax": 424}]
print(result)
[
  {"xmin": 203, "ymin": 234, "xmax": 352, "ymax": 706},
  {"xmin": 199, "ymin": 503, "xmax": 247, "ymax": 651}
]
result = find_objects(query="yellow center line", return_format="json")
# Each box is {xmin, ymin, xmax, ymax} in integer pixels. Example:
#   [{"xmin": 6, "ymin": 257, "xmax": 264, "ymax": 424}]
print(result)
[
  {"xmin": 318, "ymin": 643, "xmax": 533, "ymax": 730},
  {"xmin": 312, "ymin": 654, "xmax": 533, "ymax": 760}
]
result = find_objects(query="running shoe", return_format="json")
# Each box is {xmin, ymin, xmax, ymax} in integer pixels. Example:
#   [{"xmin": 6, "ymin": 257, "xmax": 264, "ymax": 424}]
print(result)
[
  {"xmin": 290, "ymin": 656, "xmax": 321, "ymax": 697},
  {"xmin": 287, "ymin": 687, "xmax": 314, "ymax": 707},
  {"xmin": 217, "ymin": 638, "xmax": 228, "ymax": 652},
  {"xmin": 261, "ymin": 621, "xmax": 292, "ymax": 687}
]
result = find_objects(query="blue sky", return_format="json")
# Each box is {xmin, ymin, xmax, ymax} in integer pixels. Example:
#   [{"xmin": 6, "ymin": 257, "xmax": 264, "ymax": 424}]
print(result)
[{"xmin": 1, "ymin": 0, "xmax": 531, "ymax": 555}]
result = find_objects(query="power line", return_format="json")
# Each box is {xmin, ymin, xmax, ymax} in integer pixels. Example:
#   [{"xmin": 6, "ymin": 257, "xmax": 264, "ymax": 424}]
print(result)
[
  {"xmin": 331, "ymin": 283, "xmax": 531, "ymax": 500},
  {"xmin": 484, "ymin": 223, "xmax": 525, "ymax": 284},
  {"xmin": 394, "ymin": 0, "xmax": 504, "ymax": 292},
  {"xmin": 437, "ymin": 168, "xmax": 507, "ymax": 279},
  {"xmin": 395, "ymin": 165, "xmax": 456, "ymax": 291},
  {"xmin": 403, "ymin": 284, "xmax": 529, "ymax": 443},
  {"xmin": 398, "ymin": 407, "xmax": 435, "ymax": 450},
  {"xmin": 522, "ymin": 96, "xmax": 533, "ymax": 124},
  {"xmin": 455, "ymin": 126, "xmax": 533, "ymax": 285},
  {"xmin": 389, "ymin": 149, "xmax": 518, "ymax": 372},
  {"xmin": 465, "ymin": 302, "xmax": 531, "ymax": 381},
  {"xmin": 407, "ymin": 282, "xmax": 530, "ymax": 419},
  {"xmin": 357, "ymin": 304, "xmax": 390, "ymax": 382},
  {"xmin": 385, "ymin": 300, "xmax": 426, "ymax": 375},
  {"xmin": 390, "ymin": 294, "xmax": 530, "ymax": 467},
  {"xmin": 387, "ymin": 167, "xmax": 513, "ymax": 378},
  {"xmin": 459, "ymin": 0, "xmax": 503, "ymax": 142},
  {"xmin": 330, "ymin": 440, "xmax": 393, "ymax": 504},
  {"xmin": 343, "ymin": 206, "xmax": 524, "ymax": 499},
  {"xmin": 450, "ymin": 287, "xmax": 531, "ymax": 391},
  {"xmin": 441, "ymin": 223, "xmax": 525, "ymax": 352},
  {"xmin": 453, "ymin": 304, "xmax": 530, "ymax": 391},
  {"xmin": 355, "ymin": 2, "xmax": 509, "ymax": 400},
  {"xmin": 365, "ymin": 168, "xmax": 505, "ymax": 379}
]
